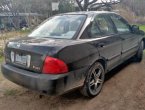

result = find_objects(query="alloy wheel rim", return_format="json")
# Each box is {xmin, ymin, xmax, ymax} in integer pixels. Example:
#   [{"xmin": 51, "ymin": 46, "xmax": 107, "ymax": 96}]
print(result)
[{"xmin": 89, "ymin": 67, "xmax": 103, "ymax": 94}]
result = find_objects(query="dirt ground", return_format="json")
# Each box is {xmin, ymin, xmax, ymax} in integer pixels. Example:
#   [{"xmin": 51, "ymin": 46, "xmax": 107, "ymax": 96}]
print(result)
[{"xmin": 1, "ymin": 58, "xmax": 145, "ymax": 110}]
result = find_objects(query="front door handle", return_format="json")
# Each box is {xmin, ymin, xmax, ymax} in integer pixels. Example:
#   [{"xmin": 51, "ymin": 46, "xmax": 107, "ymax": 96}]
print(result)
[{"xmin": 97, "ymin": 43, "xmax": 105, "ymax": 47}]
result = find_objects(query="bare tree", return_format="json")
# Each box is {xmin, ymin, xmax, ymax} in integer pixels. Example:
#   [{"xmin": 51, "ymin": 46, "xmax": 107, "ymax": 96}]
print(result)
[
  {"xmin": 90, "ymin": 0, "xmax": 121, "ymax": 11},
  {"xmin": 0, "ymin": 0, "xmax": 20, "ymax": 29},
  {"xmin": 122, "ymin": 0, "xmax": 145, "ymax": 16},
  {"xmin": 76, "ymin": 0, "xmax": 120, "ymax": 11},
  {"xmin": 76, "ymin": 0, "xmax": 98, "ymax": 11}
]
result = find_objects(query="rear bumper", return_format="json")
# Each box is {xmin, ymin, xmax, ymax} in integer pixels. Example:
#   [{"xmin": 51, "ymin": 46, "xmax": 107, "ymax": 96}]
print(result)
[{"xmin": 1, "ymin": 64, "xmax": 87, "ymax": 95}]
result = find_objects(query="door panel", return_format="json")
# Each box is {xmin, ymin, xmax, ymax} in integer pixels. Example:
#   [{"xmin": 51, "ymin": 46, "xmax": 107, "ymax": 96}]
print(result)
[
  {"xmin": 109, "ymin": 14, "xmax": 139, "ymax": 61},
  {"xmin": 89, "ymin": 14, "xmax": 122, "ymax": 70},
  {"xmin": 120, "ymin": 33, "xmax": 139, "ymax": 60},
  {"xmin": 80, "ymin": 14, "xmax": 122, "ymax": 71},
  {"xmin": 97, "ymin": 36, "xmax": 122, "ymax": 70}
]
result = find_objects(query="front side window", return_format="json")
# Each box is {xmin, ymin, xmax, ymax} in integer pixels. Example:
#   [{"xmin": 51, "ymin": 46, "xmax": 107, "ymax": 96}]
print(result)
[
  {"xmin": 110, "ymin": 14, "xmax": 130, "ymax": 34},
  {"xmin": 29, "ymin": 15, "xmax": 86, "ymax": 39}
]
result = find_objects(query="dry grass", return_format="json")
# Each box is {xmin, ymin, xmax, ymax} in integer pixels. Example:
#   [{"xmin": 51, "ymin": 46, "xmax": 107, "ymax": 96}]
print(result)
[
  {"xmin": 4, "ymin": 89, "xmax": 19, "ymax": 96},
  {"xmin": 0, "ymin": 31, "xmax": 29, "ymax": 97},
  {"xmin": 0, "ymin": 30, "xmax": 30, "ymax": 54},
  {"xmin": 0, "ymin": 73, "xmax": 3, "ymax": 81},
  {"xmin": 0, "ymin": 56, "xmax": 4, "ymax": 81},
  {"xmin": 0, "ymin": 31, "xmax": 29, "ymax": 40},
  {"xmin": 0, "ymin": 57, "xmax": 4, "ymax": 63}
]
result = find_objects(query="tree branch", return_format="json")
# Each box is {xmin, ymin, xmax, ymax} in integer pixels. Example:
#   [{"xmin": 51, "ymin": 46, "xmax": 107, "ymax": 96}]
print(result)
[
  {"xmin": 76, "ymin": 0, "xmax": 84, "ymax": 11},
  {"xmin": 89, "ymin": 0, "xmax": 98, "ymax": 5},
  {"xmin": 89, "ymin": 0, "xmax": 120, "ymax": 11},
  {"xmin": 79, "ymin": 0, "xmax": 83, "ymax": 3}
]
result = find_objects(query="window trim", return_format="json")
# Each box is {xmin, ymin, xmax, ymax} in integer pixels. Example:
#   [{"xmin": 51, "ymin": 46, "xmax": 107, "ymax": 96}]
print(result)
[{"xmin": 89, "ymin": 17, "xmax": 102, "ymax": 38}]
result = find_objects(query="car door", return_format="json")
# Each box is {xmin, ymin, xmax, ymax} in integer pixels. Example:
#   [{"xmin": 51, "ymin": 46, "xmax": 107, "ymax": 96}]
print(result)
[
  {"xmin": 109, "ymin": 14, "xmax": 139, "ymax": 61},
  {"xmin": 81, "ymin": 14, "xmax": 122, "ymax": 71}
]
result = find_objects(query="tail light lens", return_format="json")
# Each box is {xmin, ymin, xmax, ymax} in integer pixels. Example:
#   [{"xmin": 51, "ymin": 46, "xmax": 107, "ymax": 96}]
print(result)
[{"xmin": 42, "ymin": 56, "xmax": 68, "ymax": 74}]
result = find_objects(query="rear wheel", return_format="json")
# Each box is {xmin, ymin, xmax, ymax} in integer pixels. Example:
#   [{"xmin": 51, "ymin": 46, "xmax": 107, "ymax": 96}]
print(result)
[
  {"xmin": 80, "ymin": 62, "xmax": 105, "ymax": 97},
  {"xmin": 134, "ymin": 41, "xmax": 144, "ymax": 62}
]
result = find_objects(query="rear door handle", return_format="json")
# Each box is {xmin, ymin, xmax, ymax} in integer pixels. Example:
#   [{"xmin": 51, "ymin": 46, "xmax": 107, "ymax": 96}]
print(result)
[
  {"xmin": 120, "ymin": 37, "xmax": 125, "ymax": 40},
  {"xmin": 97, "ymin": 43, "xmax": 105, "ymax": 47}
]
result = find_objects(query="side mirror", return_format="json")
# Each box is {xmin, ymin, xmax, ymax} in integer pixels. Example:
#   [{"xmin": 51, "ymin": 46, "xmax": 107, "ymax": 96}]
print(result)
[
  {"xmin": 131, "ymin": 25, "xmax": 145, "ymax": 35},
  {"xmin": 131, "ymin": 25, "xmax": 139, "ymax": 32}
]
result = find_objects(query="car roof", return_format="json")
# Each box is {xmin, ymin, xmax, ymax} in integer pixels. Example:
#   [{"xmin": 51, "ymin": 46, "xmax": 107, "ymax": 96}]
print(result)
[{"xmin": 62, "ymin": 11, "xmax": 117, "ymax": 16}]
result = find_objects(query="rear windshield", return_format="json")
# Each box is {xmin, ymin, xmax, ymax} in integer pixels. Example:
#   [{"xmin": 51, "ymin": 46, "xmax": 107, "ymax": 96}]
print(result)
[{"xmin": 29, "ymin": 15, "xmax": 87, "ymax": 39}]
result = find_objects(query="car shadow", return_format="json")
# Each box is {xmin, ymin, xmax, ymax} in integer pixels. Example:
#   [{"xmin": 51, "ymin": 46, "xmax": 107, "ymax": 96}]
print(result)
[
  {"xmin": 105, "ymin": 59, "xmax": 133, "ymax": 82},
  {"xmin": 60, "ymin": 89, "xmax": 86, "ymax": 99}
]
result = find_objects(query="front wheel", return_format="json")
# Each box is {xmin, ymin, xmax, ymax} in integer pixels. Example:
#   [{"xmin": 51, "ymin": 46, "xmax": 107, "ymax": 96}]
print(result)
[
  {"xmin": 80, "ymin": 62, "xmax": 105, "ymax": 97},
  {"xmin": 134, "ymin": 41, "xmax": 144, "ymax": 62}
]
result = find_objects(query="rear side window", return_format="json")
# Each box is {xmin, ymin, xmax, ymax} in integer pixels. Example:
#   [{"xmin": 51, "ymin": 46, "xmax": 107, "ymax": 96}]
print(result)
[
  {"xmin": 110, "ymin": 14, "xmax": 130, "ymax": 34},
  {"xmin": 80, "ymin": 14, "xmax": 115, "ymax": 39},
  {"xmin": 90, "ymin": 19, "xmax": 101, "ymax": 38},
  {"xmin": 95, "ymin": 15, "xmax": 115, "ymax": 36}
]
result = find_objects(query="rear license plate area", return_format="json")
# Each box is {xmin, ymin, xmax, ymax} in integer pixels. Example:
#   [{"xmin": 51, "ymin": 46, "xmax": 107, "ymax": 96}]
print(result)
[
  {"xmin": 15, "ymin": 53, "xmax": 27, "ymax": 65},
  {"xmin": 11, "ymin": 51, "xmax": 31, "ymax": 67}
]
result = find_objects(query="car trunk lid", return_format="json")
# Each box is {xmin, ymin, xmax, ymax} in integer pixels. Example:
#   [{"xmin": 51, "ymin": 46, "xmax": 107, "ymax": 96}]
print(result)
[{"xmin": 4, "ymin": 37, "xmax": 72, "ymax": 73}]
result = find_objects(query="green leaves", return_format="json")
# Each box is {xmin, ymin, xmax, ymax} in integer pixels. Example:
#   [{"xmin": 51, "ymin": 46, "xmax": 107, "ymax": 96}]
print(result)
[{"xmin": 59, "ymin": 0, "xmax": 75, "ymax": 13}]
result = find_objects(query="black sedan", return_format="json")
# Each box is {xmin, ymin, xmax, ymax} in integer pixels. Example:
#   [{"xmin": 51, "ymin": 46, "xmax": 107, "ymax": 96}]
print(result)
[{"xmin": 1, "ymin": 11, "xmax": 145, "ymax": 97}]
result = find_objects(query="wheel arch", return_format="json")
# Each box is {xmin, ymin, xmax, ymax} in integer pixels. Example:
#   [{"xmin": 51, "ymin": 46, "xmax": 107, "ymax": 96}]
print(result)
[{"xmin": 91, "ymin": 57, "xmax": 107, "ymax": 73}]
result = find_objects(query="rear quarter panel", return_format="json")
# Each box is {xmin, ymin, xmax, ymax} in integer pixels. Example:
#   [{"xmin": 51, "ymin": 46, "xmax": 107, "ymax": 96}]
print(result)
[{"xmin": 57, "ymin": 42, "xmax": 99, "ymax": 72}]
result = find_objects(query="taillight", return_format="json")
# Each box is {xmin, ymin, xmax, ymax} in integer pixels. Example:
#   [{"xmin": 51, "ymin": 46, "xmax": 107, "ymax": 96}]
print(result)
[{"xmin": 42, "ymin": 56, "xmax": 68, "ymax": 74}]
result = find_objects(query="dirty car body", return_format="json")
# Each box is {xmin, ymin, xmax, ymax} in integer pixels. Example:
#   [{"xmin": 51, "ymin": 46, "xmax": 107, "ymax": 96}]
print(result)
[{"xmin": 1, "ymin": 11, "xmax": 144, "ymax": 96}]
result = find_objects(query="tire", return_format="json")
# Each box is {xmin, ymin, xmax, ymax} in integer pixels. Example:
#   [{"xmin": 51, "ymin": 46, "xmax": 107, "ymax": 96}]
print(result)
[
  {"xmin": 80, "ymin": 62, "xmax": 105, "ymax": 98},
  {"xmin": 134, "ymin": 41, "xmax": 144, "ymax": 62}
]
